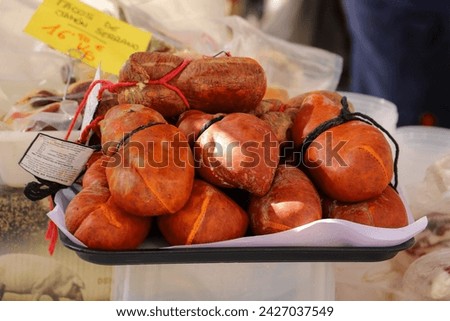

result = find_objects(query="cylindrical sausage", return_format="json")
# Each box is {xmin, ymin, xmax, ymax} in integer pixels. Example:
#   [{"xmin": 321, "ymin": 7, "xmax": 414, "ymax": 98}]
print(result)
[{"xmin": 117, "ymin": 52, "xmax": 267, "ymax": 117}]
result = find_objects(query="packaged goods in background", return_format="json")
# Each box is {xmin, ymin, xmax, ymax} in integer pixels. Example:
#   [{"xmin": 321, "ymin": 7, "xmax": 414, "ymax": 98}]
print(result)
[{"xmin": 118, "ymin": 0, "xmax": 343, "ymax": 96}]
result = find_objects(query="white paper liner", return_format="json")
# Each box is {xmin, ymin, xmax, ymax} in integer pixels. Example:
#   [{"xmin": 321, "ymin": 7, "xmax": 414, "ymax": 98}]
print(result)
[{"xmin": 48, "ymin": 186, "xmax": 428, "ymax": 249}]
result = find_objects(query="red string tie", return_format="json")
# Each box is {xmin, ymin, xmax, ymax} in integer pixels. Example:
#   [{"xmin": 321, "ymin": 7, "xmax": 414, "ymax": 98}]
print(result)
[
  {"xmin": 144, "ymin": 58, "xmax": 192, "ymax": 109},
  {"xmin": 45, "ymin": 198, "xmax": 58, "ymax": 255},
  {"xmin": 65, "ymin": 58, "xmax": 192, "ymax": 141},
  {"xmin": 78, "ymin": 115, "xmax": 105, "ymax": 145}
]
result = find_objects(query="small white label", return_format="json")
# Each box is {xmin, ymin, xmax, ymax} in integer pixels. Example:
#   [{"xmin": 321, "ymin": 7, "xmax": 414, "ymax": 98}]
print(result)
[{"xmin": 19, "ymin": 133, "xmax": 95, "ymax": 186}]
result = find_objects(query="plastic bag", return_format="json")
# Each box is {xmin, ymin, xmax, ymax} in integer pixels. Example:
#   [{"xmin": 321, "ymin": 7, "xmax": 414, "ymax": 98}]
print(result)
[
  {"xmin": 118, "ymin": 0, "xmax": 343, "ymax": 96},
  {"xmin": 0, "ymin": 0, "xmax": 118, "ymax": 119},
  {"xmin": 406, "ymin": 154, "xmax": 450, "ymax": 219},
  {"xmin": 401, "ymin": 249, "xmax": 450, "ymax": 300},
  {"xmin": 3, "ymin": 99, "xmax": 82, "ymax": 132}
]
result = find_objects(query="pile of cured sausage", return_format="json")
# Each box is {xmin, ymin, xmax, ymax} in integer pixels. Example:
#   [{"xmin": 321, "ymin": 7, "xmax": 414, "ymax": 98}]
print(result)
[{"xmin": 64, "ymin": 51, "xmax": 409, "ymax": 250}]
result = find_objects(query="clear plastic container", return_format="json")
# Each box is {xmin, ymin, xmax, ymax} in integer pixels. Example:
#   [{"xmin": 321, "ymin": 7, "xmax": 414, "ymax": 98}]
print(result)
[
  {"xmin": 395, "ymin": 126, "xmax": 450, "ymax": 206},
  {"xmin": 111, "ymin": 262, "xmax": 335, "ymax": 300},
  {"xmin": 401, "ymin": 249, "xmax": 450, "ymax": 300},
  {"xmin": 339, "ymin": 91, "xmax": 399, "ymax": 135},
  {"xmin": 0, "ymin": 130, "xmax": 80, "ymax": 188}
]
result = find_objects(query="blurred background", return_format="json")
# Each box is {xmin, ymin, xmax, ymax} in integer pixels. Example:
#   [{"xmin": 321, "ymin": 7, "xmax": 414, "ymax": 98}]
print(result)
[
  {"xmin": 0, "ymin": 0, "xmax": 449, "ymax": 301},
  {"xmin": 233, "ymin": 0, "xmax": 449, "ymax": 128}
]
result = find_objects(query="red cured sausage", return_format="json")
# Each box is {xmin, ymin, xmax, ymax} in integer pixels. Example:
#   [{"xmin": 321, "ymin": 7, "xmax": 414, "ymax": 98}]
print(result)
[
  {"xmin": 304, "ymin": 120, "xmax": 394, "ymax": 202},
  {"xmin": 323, "ymin": 185, "xmax": 409, "ymax": 228},
  {"xmin": 248, "ymin": 165, "xmax": 322, "ymax": 235},
  {"xmin": 99, "ymin": 104, "xmax": 195, "ymax": 217},
  {"xmin": 117, "ymin": 52, "xmax": 267, "ymax": 117},
  {"xmin": 178, "ymin": 111, "xmax": 279, "ymax": 196},
  {"xmin": 291, "ymin": 92, "xmax": 343, "ymax": 146},
  {"xmin": 99, "ymin": 104, "xmax": 166, "ymax": 150},
  {"xmin": 65, "ymin": 157, "xmax": 151, "ymax": 250},
  {"xmin": 157, "ymin": 179, "xmax": 249, "ymax": 246}
]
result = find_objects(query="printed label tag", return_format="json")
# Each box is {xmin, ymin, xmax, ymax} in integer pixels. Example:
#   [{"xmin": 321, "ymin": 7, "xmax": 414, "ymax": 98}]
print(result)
[
  {"xmin": 19, "ymin": 133, "xmax": 95, "ymax": 186},
  {"xmin": 23, "ymin": 0, "xmax": 152, "ymax": 75}
]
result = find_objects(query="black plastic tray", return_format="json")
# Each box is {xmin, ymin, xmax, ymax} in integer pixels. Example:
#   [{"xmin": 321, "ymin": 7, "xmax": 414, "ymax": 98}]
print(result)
[{"xmin": 59, "ymin": 232, "xmax": 415, "ymax": 265}]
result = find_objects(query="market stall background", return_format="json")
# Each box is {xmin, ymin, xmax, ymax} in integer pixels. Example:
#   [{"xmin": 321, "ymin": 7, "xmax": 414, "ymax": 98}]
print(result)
[{"xmin": 0, "ymin": 0, "xmax": 449, "ymax": 301}]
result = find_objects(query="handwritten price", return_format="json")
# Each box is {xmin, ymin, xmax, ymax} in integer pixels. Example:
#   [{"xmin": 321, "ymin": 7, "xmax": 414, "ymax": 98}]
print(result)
[{"xmin": 42, "ymin": 24, "xmax": 105, "ymax": 62}]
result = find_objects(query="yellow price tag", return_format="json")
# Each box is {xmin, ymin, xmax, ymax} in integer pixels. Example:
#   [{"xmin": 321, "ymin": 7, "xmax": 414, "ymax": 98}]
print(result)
[{"xmin": 24, "ymin": 0, "xmax": 152, "ymax": 75}]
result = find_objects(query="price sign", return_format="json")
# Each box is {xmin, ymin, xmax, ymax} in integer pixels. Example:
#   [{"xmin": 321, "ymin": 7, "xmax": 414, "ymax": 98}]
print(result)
[{"xmin": 24, "ymin": 0, "xmax": 152, "ymax": 75}]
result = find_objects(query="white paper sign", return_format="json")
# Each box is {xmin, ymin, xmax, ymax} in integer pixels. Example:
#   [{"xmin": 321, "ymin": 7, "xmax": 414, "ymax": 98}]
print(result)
[
  {"xmin": 19, "ymin": 133, "xmax": 95, "ymax": 186},
  {"xmin": 80, "ymin": 65, "xmax": 102, "ymax": 139}
]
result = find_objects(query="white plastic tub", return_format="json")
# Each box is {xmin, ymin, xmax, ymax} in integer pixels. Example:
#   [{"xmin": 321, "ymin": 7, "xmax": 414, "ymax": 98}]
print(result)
[
  {"xmin": 0, "ymin": 130, "xmax": 80, "ymax": 188},
  {"xmin": 339, "ymin": 91, "xmax": 399, "ymax": 135},
  {"xmin": 111, "ymin": 262, "xmax": 335, "ymax": 300},
  {"xmin": 395, "ymin": 126, "xmax": 450, "ymax": 199}
]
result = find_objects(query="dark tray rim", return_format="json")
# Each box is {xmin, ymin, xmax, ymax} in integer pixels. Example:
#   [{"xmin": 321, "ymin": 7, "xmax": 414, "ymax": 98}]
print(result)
[{"xmin": 59, "ymin": 231, "xmax": 415, "ymax": 265}]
